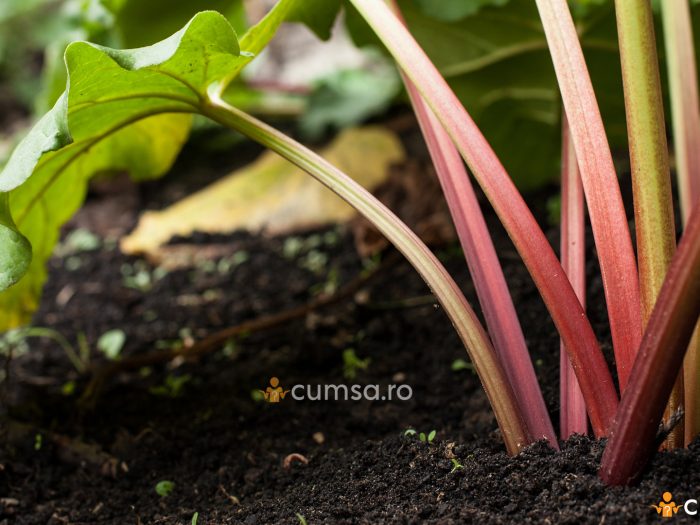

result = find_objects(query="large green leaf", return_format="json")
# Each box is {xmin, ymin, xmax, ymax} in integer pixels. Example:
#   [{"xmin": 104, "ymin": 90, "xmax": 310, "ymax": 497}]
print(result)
[
  {"xmin": 287, "ymin": 0, "xmax": 342, "ymax": 40},
  {"xmin": 412, "ymin": 0, "xmax": 510, "ymax": 22},
  {"xmin": 398, "ymin": 0, "xmax": 624, "ymax": 189},
  {"xmin": 0, "ymin": 3, "xmax": 297, "ymax": 329},
  {"xmin": 103, "ymin": 0, "xmax": 248, "ymax": 47}
]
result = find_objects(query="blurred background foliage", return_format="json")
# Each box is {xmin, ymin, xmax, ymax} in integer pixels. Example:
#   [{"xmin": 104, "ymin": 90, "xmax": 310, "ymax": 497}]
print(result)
[{"xmin": 1, "ymin": 0, "xmax": 700, "ymax": 190}]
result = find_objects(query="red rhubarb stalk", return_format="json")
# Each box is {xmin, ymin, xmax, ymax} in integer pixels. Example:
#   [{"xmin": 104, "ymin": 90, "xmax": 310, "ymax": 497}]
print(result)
[{"xmin": 600, "ymin": 206, "xmax": 700, "ymax": 485}]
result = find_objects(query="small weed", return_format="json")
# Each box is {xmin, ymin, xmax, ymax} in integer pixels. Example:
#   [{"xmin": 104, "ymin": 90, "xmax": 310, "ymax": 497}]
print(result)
[
  {"xmin": 420, "ymin": 430, "xmax": 437, "ymax": 443},
  {"xmin": 191, "ymin": 512, "xmax": 199, "ymax": 525},
  {"xmin": 34, "ymin": 434, "xmax": 42, "ymax": 451},
  {"xmin": 296, "ymin": 513, "xmax": 308, "ymax": 525},
  {"xmin": 97, "ymin": 329, "xmax": 126, "ymax": 360},
  {"xmin": 450, "ymin": 458, "xmax": 464, "ymax": 473},
  {"xmin": 121, "ymin": 261, "xmax": 167, "ymax": 292},
  {"xmin": 155, "ymin": 480, "xmax": 174, "ymax": 497},
  {"xmin": 300, "ymin": 250, "xmax": 328, "ymax": 274},
  {"xmin": 217, "ymin": 251, "xmax": 249, "ymax": 273},
  {"xmin": 55, "ymin": 229, "xmax": 101, "ymax": 257},
  {"xmin": 342, "ymin": 348, "xmax": 370, "ymax": 380},
  {"xmin": 451, "ymin": 358, "xmax": 475, "ymax": 373},
  {"xmin": 404, "ymin": 428, "xmax": 437, "ymax": 444},
  {"xmin": 150, "ymin": 374, "xmax": 191, "ymax": 398}
]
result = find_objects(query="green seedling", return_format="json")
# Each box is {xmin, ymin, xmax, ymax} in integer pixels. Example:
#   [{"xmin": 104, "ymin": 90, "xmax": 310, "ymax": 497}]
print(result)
[
  {"xmin": 34, "ymin": 433, "xmax": 42, "ymax": 451},
  {"xmin": 451, "ymin": 359, "xmax": 474, "ymax": 373},
  {"xmin": 150, "ymin": 374, "xmax": 192, "ymax": 398},
  {"xmin": 155, "ymin": 480, "xmax": 175, "ymax": 497},
  {"xmin": 342, "ymin": 348, "xmax": 370, "ymax": 380},
  {"xmin": 54, "ymin": 228, "xmax": 101, "ymax": 257},
  {"xmin": 191, "ymin": 512, "xmax": 199, "ymax": 525},
  {"xmin": 450, "ymin": 458, "xmax": 464, "ymax": 473},
  {"xmin": 296, "ymin": 513, "xmax": 308, "ymax": 525},
  {"xmin": 97, "ymin": 329, "xmax": 126, "ymax": 360},
  {"xmin": 404, "ymin": 428, "xmax": 436, "ymax": 444},
  {"xmin": 420, "ymin": 430, "xmax": 437, "ymax": 444}
]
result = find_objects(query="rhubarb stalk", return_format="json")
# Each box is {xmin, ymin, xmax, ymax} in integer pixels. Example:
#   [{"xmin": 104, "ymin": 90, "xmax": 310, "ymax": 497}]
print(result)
[
  {"xmin": 391, "ymin": 0, "xmax": 556, "ymax": 447},
  {"xmin": 535, "ymin": 0, "xmax": 642, "ymax": 392},
  {"xmin": 204, "ymin": 95, "xmax": 530, "ymax": 454},
  {"xmin": 614, "ymin": 0, "xmax": 681, "ymax": 449},
  {"xmin": 349, "ymin": 0, "xmax": 618, "ymax": 437},
  {"xmin": 660, "ymin": 0, "xmax": 700, "ymax": 446},
  {"xmin": 600, "ymin": 206, "xmax": 700, "ymax": 485},
  {"xmin": 559, "ymin": 113, "xmax": 587, "ymax": 439}
]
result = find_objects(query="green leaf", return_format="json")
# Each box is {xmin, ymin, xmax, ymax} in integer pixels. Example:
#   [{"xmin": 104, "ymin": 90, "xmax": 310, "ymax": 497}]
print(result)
[
  {"xmin": 287, "ymin": 0, "xmax": 342, "ymax": 40},
  {"xmin": 105, "ymin": 0, "xmax": 248, "ymax": 47},
  {"xmin": 0, "ymin": 6, "xmax": 296, "ymax": 330},
  {"xmin": 97, "ymin": 329, "xmax": 126, "ymax": 360},
  {"xmin": 155, "ymin": 480, "xmax": 175, "ymax": 497},
  {"xmin": 390, "ymin": 0, "xmax": 622, "ymax": 189},
  {"xmin": 0, "ymin": 193, "xmax": 32, "ymax": 292},
  {"xmin": 412, "ymin": 0, "xmax": 510, "ymax": 22},
  {"xmin": 300, "ymin": 65, "xmax": 401, "ymax": 139}
]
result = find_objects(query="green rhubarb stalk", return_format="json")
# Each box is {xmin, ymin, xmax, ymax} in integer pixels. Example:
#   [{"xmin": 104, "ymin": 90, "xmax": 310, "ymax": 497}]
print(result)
[
  {"xmin": 203, "ymin": 95, "xmax": 530, "ymax": 454},
  {"xmin": 661, "ymin": 0, "xmax": 700, "ymax": 447},
  {"xmin": 614, "ymin": 0, "xmax": 681, "ymax": 448}
]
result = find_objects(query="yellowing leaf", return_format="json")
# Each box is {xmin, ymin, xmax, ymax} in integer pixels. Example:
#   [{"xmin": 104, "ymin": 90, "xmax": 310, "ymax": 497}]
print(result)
[{"xmin": 121, "ymin": 126, "xmax": 404, "ymax": 256}]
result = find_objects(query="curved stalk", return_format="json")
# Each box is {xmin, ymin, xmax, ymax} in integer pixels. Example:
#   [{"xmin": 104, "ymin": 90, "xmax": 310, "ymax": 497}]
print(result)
[
  {"xmin": 390, "ymin": 0, "xmax": 556, "ymax": 448},
  {"xmin": 348, "ymin": 0, "xmax": 618, "ymax": 437},
  {"xmin": 560, "ymin": 113, "xmax": 587, "ymax": 439},
  {"xmin": 203, "ymin": 94, "xmax": 529, "ymax": 455}
]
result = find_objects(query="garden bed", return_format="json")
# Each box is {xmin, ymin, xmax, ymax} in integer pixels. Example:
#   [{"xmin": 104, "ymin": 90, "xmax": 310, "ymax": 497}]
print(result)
[{"xmin": 1, "ymin": 122, "xmax": 698, "ymax": 525}]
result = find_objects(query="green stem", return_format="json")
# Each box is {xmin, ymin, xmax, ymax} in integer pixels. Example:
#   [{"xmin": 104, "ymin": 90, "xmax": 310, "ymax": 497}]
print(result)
[
  {"xmin": 614, "ymin": 0, "xmax": 681, "ymax": 448},
  {"xmin": 661, "ymin": 0, "xmax": 700, "ymax": 447},
  {"xmin": 203, "ymin": 95, "xmax": 529, "ymax": 455}
]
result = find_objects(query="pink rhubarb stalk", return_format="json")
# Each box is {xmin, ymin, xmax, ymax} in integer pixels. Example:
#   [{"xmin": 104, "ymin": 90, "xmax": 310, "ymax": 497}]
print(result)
[
  {"xmin": 559, "ymin": 113, "xmax": 587, "ymax": 439},
  {"xmin": 535, "ymin": 0, "xmax": 642, "ymax": 392},
  {"xmin": 600, "ymin": 206, "xmax": 700, "ymax": 485},
  {"xmin": 403, "ymin": 67, "xmax": 557, "ymax": 448},
  {"xmin": 349, "ymin": 0, "xmax": 618, "ymax": 437},
  {"xmin": 391, "ymin": 0, "xmax": 556, "ymax": 447}
]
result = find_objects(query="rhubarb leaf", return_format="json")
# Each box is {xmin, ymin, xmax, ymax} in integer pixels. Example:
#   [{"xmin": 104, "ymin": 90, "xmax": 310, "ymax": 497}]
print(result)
[
  {"xmin": 412, "ymin": 0, "xmax": 510, "ymax": 22},
  {"xmin": 0, "ymin": 6, "xmax": 297, "ymax": 329}
]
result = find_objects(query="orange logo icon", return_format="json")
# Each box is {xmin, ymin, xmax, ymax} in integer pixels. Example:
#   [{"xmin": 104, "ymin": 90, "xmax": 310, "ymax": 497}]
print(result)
[
  {"xmin": 652, "ymin": 492, "xmax": 680, "ymax": 518},
  {"xmin": 259, "ymin": 377, "xmax": 289, "ymax": 403}
]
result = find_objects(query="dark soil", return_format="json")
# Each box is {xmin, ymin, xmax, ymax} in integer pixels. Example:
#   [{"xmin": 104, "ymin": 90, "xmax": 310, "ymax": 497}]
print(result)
[{"xmin": 1, "ymin": 119, "xmax": 698, "ymax": 524}]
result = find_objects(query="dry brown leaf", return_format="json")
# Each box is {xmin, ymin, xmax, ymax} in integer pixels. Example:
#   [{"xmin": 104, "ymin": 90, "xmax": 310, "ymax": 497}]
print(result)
[{"xmin": 121, "ymin": 126, "xmax": 404, "ymax": 257}]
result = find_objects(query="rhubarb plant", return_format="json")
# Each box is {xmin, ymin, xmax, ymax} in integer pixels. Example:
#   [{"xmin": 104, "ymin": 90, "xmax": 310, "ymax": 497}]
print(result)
[{"xmin": 2, "ymin": 0, "xmax": 700, "ymax": 486}]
